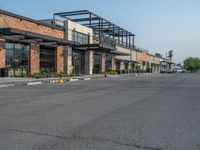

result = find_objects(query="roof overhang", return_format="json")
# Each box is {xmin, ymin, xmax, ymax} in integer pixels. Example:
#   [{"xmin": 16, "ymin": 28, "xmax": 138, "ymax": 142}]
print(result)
[
  {"xmin": 116, "ymin": 58, "xmax": 139, "ymax": 64},
  {"xmin": 160, "ymin": 60, "xmax": 174, "ymax": 64},
  {"xmin": 111, "ymin": 51, "xmax": 130, "ymax": 56},
  {"xmin": 73, "ymin": 43, "xmax": 116, "ymax": 52},
  {"xmin": 0, "ymin": 28, "xmax": 78, "ymax": 46}
]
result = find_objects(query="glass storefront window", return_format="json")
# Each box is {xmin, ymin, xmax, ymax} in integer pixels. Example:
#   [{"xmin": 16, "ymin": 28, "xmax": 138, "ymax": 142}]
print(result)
[
  {"xmin": 5, "ymin": 42, "xmax": 30, "ymax": 77},
  {"xmin": 40, "ymin": 46, "xmax": 56, "ymax": 73},
  {"xmin": 72, "ymin": 49, "xmax": 85, "ymax": 75},
  {"xmin": 116, "ymin": 61, "xmax": 120, "ymax": 72},
  {"xmin": 72, "ymin": 30, "xmax": 89, "ymax": 44},
  {"xmin": 106, "ymin": 55, "xmax": 112, "ymax": 71},
  {"xmin": 93, "ymin": 53, "xmax": 102, "ymax": 74}
]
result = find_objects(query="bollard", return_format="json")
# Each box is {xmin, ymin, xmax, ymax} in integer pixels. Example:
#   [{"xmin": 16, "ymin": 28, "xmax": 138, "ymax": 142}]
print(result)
[{"xmin": 58, "ymin": 78, "xmax": 64, "ymax": 84}]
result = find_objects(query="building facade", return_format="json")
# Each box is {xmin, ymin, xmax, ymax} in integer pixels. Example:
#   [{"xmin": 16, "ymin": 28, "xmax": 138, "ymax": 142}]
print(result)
[{"xmin": 0, "ymin": 10, "xmax": 163, "ymax": 77}]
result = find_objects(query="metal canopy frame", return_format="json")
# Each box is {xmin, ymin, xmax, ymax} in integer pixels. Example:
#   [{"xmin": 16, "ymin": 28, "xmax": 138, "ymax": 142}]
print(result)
[
  {"xmin": 73, "ymin": 43, "xmax": 116, "ymax": 53},
  {"xmin": 0, "ymin": 28, "xmax": 77, "ymax": 46},
  {"xmin": 54, "ymin": 10, "xmax": 135, "ymax": 48}
]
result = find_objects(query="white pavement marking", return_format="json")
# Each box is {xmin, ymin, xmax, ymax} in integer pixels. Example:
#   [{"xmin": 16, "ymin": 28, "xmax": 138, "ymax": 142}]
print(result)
[
  {"xmin": 49, "ymin": 80, "xmax": 59, "ymax": 83},
  {"xmin": 27, "ymin": 82, "xmax": 42, "ymax": 86},
  {"xmin": 84, "ymin": 78, "xmax": 92, "ymax": 81},
  {"xmin": 0, "ymin": 84, "xmax": 15, "ymax": 88},
  {"xmin": 69, "ymin": 79, "xmax": 79, "ymax": 82}
]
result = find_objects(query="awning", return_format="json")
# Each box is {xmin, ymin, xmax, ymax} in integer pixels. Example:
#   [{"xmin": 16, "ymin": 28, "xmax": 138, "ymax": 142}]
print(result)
[
  {"xmin": 111, "ymin": 51, "xmax": 130, "ymax": 56},
  {"xmin": 0, "ymin": 28, "xmax": 78, "ymax": 46},
  {"xmin": 116, "ymin": 59, "xmax": 140, "ymax": 64},
  {"xmin": 73, "ymin": 43, "xmax": 116, "ymax": 52},
  {"xmin": 160, "ymin": 60, "xmax": 174, "ymax": 64}
]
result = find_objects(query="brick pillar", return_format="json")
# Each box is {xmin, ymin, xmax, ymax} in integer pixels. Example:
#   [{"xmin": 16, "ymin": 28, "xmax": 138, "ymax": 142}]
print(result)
[
  {"xmin": 101, "ymin": 51, "xmax": 106, "ymax": 73},
  {"xmin": 57, "ymin": 46, "xmax": 64, "ymax": 73},
  {"xmin": 112, "ymin": 55, "xmax": 116, "ymax": 70},
  {"xmin": 0, "ymin": 39, "xmax": 5, "ymax": 69},
  {"xmin": 30, "ymin": 44, "xmax": 40, "ymax": 74}
]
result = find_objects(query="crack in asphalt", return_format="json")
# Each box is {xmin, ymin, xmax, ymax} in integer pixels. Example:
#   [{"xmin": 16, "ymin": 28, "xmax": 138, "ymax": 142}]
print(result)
[{"xmin": 1, "ymin": 129, "xmax": 162, "ymax": 150}]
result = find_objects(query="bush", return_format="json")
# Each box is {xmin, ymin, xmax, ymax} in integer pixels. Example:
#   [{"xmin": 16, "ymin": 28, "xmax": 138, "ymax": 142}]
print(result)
[
  {"xmin": 98, "ymin": 71, "xmax": 103, "ymax": 74},
  {"xmin": 30, "ymin": 73, "xmax": 45, "ymax": 78},
  {"xmin": 59, "ymin": 72, "xmax": 67, "ymax": 78},
  {"xmin": 30, "ymin": 72, "xmax": 68, "ymax": 78}
]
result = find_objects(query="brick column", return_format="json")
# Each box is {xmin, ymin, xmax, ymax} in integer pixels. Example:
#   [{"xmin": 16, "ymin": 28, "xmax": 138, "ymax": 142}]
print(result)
[
  {"xmin": 30, "ymin": 44, "xmax": 40, "ymax": 74},
  {"xmin": 57, "ymin": 46, "xmax": 64, "ymax": 73},
  {"xmin": 111, "ymin": 55, "xmax": 116, "ymax": 70},
  {"xmin": 101, "ymin": 51, "xmax": 106, "ymax": 73},
  {"xmin": 0, "ymin": 39, "xmax": 6, "ymax": 69}
]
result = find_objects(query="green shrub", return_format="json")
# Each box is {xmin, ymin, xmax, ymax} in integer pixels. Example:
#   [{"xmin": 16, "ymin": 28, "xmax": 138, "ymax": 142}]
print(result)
[
  {"xmin": 59, "ymin": 72, "xmax": 67, "ymax": 78},
  {"xmin": 30, "ymin": 73, "xmax": 45, "ymax": 78},
  {"xmin": 98, "ymin": 71, "xmax": 103, "ymax": 74},
  {"xmin": 19, "ymin": 74, "xmax": 27, "ymax": 78},
  {"xmin": 30, "ymin": 72, "xmax": 68, "ymax": 78}
]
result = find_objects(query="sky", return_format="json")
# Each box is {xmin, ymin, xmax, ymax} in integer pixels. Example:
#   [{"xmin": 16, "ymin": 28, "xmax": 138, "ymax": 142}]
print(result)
[{"xmin": 0, "ymin": 0, "xmax": 200, "ymax": 63}]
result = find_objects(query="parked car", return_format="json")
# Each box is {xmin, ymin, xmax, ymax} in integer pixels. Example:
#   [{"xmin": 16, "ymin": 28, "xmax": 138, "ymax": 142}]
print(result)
[
  {"xmin": 166, "ymin": 68, "xmax": 173, "ymax": 74},
  {"xmin": 167, "ymin": 68, "xmax": 176, "ymax": 74},
  {"xmin": 176, "ymin": 69, "xmax": 186, "ymax": 73},
  {"xmin": 160, "ymin": 69, "xmax": 167, "ymax": 73}
]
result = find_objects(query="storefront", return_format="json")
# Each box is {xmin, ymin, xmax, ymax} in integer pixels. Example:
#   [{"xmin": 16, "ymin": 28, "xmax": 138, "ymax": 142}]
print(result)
[
  {"xmin": 4, "ymin": 42, "xmax": 58, "ymax": 77},
  {"xmin": 72, "ymin": 49, "xmax": 85, "ymax": 75},
  {"xmin": 5, "ymin": 42, "xmax": 30, "ymax": 77},
  {"xmin": 40, "ymin": 46, "xmax": 56, "ymax": 73},
  {"xmin": 105, "ymin": 54, "xmax": 112, "ymax": 71},
  {"xmin": 116, "ymin": 61, "xmax": 121, "ymax": 73},
  {"xmin": 93, "ymin": 52, "xmax": 102, "ymax": 74}
]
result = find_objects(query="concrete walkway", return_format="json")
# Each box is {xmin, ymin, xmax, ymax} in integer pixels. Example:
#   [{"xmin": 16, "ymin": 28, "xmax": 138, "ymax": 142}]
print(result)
[
  {"xmin": 0, "ymin": 73, "xmax": 154, "ymax": 88},
  {"xmin": 0, "ymin": 74, "xmax": 109, "ymax": 87}
]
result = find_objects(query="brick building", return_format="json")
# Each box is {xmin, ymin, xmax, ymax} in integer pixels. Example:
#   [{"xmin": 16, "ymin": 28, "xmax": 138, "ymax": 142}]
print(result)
[{"xmin": 0, "ymin": 9, "xmax": 163, "ymax": 77}]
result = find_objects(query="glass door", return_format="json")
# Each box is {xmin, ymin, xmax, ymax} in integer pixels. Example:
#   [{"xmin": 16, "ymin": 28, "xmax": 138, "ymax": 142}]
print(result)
[{"xmin": 72, "ymin": 49, "xmax": 85, "ymax": 75}]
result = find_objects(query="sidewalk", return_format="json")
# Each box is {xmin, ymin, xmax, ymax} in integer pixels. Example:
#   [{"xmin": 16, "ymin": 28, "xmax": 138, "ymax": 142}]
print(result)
[
  {"xmin": 0, "ymin": 73, "xmax": 155, "ymax": 88},
  {"xmin": 0, "ymin": 74, "xmax": 108, "ymax": 88}
]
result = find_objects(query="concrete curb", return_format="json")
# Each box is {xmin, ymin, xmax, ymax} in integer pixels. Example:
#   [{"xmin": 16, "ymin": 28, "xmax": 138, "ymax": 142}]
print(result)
[{"xmin": 0, "ymin": 73, "xmax": 156, "ymax": 88}]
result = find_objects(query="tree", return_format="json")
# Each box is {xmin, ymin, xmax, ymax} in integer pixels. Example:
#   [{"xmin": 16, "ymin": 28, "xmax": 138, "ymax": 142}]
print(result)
[{"xmin": 184, "ymin": 57, "xmax": 200, "ymax": 72}]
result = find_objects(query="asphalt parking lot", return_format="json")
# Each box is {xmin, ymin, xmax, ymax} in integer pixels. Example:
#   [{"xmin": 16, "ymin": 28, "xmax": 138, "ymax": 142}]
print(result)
[{"xmin": 0, "ymin": 73, "xmax": 200, "ymax": 150}]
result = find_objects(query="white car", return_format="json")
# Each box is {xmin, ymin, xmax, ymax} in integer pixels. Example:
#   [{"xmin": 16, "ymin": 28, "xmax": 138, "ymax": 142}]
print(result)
[{"xmin": 176, "ymin": 69, "xmax": 185, "ymax": 73}]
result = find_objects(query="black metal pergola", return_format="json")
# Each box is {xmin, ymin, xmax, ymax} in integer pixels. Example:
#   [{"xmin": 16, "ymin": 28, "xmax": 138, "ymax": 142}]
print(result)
[
  {"xmin": 54, "ymin": 10, "xmax": 135, "ymax": 48},
  {"xmin": 0, "ymin": 28, "xmax": 77, "ymax": 47}
]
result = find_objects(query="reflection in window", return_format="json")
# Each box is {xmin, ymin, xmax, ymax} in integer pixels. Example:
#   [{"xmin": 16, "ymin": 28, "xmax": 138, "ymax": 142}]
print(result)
[
  {"xmin": 40, "ymin": 46, "xmax": 56, "ymax": 73},
  {"xmin": 94, "ymin": 53, "xmax": 102, "ymax": 73},
  {"xmin": 72, "ymin": 49, "xmax": 85, "ymax": 75},
  {"xmin": 106, "ymin": 55, "xmax": 112, "ymax": 71},
  {"xmin": 72, "ymin": 30, "xmax": 89, "ymax": 44},
  {"xmin": 5, "ymin": 42, "xmax": 30, "ymax": 77}
]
